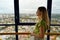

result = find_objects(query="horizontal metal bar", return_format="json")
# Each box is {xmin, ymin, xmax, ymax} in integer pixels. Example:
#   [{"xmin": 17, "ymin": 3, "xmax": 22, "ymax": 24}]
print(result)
[
  {"xmin": 18, "ymin": 23, "xmax": 35, "ymax": 25},
  {"xmin": 0, "ymin": 33, "xmax": 30, "ymax": 35},
  {"xmin": 0, "ymin": 24, "xmax": 15, "ymax": 26},
  {"xmin": 51, "ymin": 24, "xmax": 60, "ymax": 26},
  {"xmin": 18, "ymin": 23, "xmax": 60, "ymax": 26},
  {"xmin": 45, "ymin": 33, "xmax": 60, "ymax": 35},
  {"xmin": 0, "ymin": 23, "xmax": 60, "ymax": 26},
  {"xmin": 0, "ymin": 33, "xmax": 60, "ymax": 35}
]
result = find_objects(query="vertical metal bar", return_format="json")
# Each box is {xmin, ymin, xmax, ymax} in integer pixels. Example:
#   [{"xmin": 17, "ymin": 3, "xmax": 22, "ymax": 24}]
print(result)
[
  {"xmin": 47, "ymin": 0, "xmax": 52, "ymax": 40},
  {"xmin": 14, "ymin": 0, "xmax": 19, "ymax": 40}
]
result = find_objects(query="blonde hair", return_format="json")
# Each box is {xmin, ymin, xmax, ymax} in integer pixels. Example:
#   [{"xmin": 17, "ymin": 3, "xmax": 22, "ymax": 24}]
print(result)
[{"xmin": 38, "ymin": 7, "xmax": 50, "ymax": 29}]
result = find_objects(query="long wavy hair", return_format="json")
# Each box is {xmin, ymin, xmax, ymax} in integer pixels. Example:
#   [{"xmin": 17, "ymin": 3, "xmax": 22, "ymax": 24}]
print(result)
[{"xmin": 37, "ymin": 6, "xmax": 50, "ymax": 29}]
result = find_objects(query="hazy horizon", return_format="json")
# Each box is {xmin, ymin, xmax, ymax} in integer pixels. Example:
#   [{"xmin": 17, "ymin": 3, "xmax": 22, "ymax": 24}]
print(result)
[
  {"xmin": 0, "ymin": 0, "xmax": 60, "ymax": 14},
  {"xmin": 0, "ymin": 12, "xmax": 60, "ymax": 14}
]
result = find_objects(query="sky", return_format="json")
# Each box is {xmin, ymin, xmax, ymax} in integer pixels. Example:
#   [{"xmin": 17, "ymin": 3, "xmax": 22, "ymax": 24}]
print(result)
[
  {"xmin": 0, "ymin": 0, "xmax": 60, "ymax": 14},
  {"xmin": 52, "ymin": 0, "xmax": 60, "ymax": 14},
  {"xmin": 0, "ymin": 0, "xmax": 14, "ymax": 14}
]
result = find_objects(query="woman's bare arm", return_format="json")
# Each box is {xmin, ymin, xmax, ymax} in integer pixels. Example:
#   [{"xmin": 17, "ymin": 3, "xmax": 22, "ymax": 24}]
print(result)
[{"xmin": 39, "ymin": 26, "xmax": 44, "ymax": 38}]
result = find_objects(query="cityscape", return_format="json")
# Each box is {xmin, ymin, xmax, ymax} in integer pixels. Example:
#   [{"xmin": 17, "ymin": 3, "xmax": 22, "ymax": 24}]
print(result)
[{"xmin": 0, "ymin": 13, "xmax": 60, "ymax": 40}]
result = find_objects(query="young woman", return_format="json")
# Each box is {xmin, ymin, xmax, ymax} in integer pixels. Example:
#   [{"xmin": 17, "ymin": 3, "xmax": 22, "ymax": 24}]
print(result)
[{"xmin": 31, "ymin": 6, "xmax": 50, "ymax": 40}]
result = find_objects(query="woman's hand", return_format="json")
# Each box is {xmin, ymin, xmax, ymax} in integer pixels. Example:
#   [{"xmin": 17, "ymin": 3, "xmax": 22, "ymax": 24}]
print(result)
[
  {"xmin": 30, "ymin": 32, "xmax": 41, "ymax": 38},
  {"xmin": 30, "ymin": 32, "xmax": 35, "ymax": 36}
]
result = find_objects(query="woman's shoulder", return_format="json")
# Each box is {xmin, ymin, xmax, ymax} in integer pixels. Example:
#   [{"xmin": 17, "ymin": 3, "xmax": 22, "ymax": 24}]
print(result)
[
  {"xmin": 41, "ymin": 19, "xmax": 46, "ymax": 23},
  {"xmin": 40, "ymin": 19, "xmax": 46, "ymax": 26},
  {"xmin": 35, "ymin": 19, "xmax": 46, "ymax": 27}
]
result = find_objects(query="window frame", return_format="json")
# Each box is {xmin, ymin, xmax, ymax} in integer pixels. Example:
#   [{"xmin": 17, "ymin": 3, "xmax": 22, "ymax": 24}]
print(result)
[{"xmin": 1, "ymin": 0, "xmax": 60, "ymax": 40}]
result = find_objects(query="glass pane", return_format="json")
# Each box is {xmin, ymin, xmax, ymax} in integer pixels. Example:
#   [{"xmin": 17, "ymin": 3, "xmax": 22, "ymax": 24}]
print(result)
[
  {"xmin": 19, "ymin": 0, "xmax": 47, "ymax": 23},
  {"xmin": 0, "ymin": 35, "xmax": 15, "ymax": 40},
  {"xmin": 51, "ymin": 0, "xmax": 60, "ymax": 24},
  {"xmin": 18, "ymin": 25, "xmax": 48, "ymax": 33},
  {"xmin": 18, "ymin": 25, "xmax": 47, "ymax": 40},
  {"xmin": 0, "ymin": 26, "xmax": 15, "ymax": 33},
  {"xmin": 50, "ymin": 35, "xmax": 60, "ymax": 40},
  {"xmin": 0, "ymin": 0, "xmax": 15, "ymax": 24},
  {"xmin": 18, "ymin": 35, "xmax": 47, "ymax": 40},
  {"xmin": 50, "ymin": 26, "xmax": 60, "ymax": 33},
  {"xmin": 18, "ymin": 25, "xmax": 35, "ymax": 33}
]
